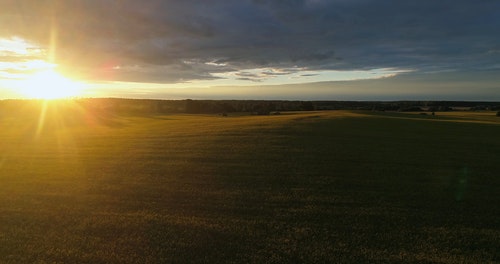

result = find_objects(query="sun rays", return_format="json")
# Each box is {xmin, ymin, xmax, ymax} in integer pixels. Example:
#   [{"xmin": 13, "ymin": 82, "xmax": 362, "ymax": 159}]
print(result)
[{"xmin": 1, "ymin": 30, "xmax": 86, "ymax": 100}]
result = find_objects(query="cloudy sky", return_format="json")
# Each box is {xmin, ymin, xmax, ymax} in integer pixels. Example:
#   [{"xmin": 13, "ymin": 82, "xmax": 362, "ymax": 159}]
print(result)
[{"xmin": 1, "ymin": 0, "xmax": 499, "ymax": 100}]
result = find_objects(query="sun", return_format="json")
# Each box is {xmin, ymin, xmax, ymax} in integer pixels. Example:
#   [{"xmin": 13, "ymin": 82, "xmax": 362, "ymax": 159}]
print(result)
[{"xmin": 17, "ymin": 68, "xmax": 85, "ymax": 99}]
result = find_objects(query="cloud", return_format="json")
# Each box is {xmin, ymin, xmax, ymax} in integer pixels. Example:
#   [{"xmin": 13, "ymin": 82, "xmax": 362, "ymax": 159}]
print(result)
[
  {"xmin": 300, "ymin": 74, "xmax": 319, "ymax": 77},
  {"xmin": 1, "ymin": 0, "xmax": 499, "ymax": 85}
]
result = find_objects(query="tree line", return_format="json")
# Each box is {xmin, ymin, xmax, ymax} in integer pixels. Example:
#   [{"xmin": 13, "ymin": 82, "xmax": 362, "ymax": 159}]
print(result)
[{"xmin": 1, "ymin": 98, "xmax": 499, "ymax": 116}]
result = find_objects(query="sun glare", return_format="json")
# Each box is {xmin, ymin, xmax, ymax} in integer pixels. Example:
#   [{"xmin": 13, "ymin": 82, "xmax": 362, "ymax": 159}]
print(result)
[
  {"xmin": 17, "ymin": 68, "xmax": 85, "ymax": 99},
  {"xmin": 0, "ymin": 37, "xmax": 86, "ymax": 99}
]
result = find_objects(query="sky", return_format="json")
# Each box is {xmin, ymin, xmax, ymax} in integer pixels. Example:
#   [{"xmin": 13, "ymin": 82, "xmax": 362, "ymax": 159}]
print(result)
[{"xmin": 0, "ymin": 0, "xmax": 499, "ymax": 100}]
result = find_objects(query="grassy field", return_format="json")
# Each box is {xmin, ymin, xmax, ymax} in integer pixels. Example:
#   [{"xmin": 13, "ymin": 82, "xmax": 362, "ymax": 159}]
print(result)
[{"xmin": 1, "ymin": 102, "xmax": 499, "ymax": 263}]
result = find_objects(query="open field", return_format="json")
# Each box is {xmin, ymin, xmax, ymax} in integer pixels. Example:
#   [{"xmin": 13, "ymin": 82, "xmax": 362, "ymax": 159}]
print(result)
[{"xmin": 1, "ymin": 102, "xmax": 500, "ymax": 263}]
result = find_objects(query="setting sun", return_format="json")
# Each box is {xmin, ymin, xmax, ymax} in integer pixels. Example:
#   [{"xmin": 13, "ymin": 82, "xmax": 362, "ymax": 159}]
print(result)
[{"xmin": 16, "ymin": 68, "xmax": 85, "ymax": 99}]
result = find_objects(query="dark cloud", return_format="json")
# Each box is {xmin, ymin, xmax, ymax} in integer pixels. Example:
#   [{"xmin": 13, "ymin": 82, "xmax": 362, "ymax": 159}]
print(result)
[
  {"xmin": 234, "ymin": 71, "xmax": 263, "ymax": 82},
  {"xmin": 301, "ymin": 74, "xmax": 319, "ymax": 77},
  {"xmin": 261, "ymin": 69, "xmax": 297, "ymax": 76},
  {"xmin": 1, "ymin": 0, "xmax": 499, "ymax": 84}
]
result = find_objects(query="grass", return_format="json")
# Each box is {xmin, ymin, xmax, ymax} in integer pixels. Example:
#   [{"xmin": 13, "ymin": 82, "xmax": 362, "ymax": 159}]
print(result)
[{"xmin": 1, "ymin": 102, "xmax": 499, "ymax": 263}]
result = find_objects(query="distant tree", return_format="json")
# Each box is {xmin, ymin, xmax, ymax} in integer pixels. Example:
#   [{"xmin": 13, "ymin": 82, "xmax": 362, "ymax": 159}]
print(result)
[
  {"xmin": 252, "ymin": 103, "xmax": 270, "ymax": 115},
  {"xmin": 438, "ymin": 106, "xmax": 452, "ymax": 111},
  {"xmin": 185, "ymin": 99, "xmax": 201, "ymax": 113},
  {"xmin": 301, "ymin": 101, "xmax": 314, "ymax": 111},
  {"xmin": 428, "ymin": 107, "xmax": 438, "ymax": 112},
  {"xmin": 398, "ymin": 106, "xmax": 422, "ymax": 112},
  {"xmin": 221, "ymin": 102, "xmax": 235, "ymax": 113},
  {"xmin": 496, "ymin": 111, "xmax": 500, "ymax": 117}
]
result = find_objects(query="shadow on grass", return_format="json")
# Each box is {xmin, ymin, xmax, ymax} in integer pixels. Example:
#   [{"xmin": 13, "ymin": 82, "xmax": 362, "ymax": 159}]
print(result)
[{"xmin": 168, "ymin": 113, "xmax": 500, "ymax": 263}]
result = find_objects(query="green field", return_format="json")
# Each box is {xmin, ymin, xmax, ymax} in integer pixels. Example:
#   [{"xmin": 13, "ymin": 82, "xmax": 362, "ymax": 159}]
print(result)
[{"xmin": 1, "ymin": 102, "xmax": 499, "ymax": 263}]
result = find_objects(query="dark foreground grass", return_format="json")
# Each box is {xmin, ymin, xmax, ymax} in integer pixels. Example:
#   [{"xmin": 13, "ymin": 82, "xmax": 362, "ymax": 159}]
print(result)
[{"xmin": 1, "ymin": 104, "xmax": 499, "ymax": 263}]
